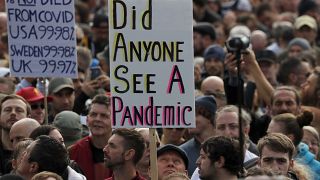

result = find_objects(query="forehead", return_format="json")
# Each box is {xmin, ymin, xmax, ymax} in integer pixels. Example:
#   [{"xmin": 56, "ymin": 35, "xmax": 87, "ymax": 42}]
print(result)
[
  {"xmin": 2, "ymin": 99, "xmax": 27, "ymax": 108},
  {"xmin": 261, "ymin": 146, "xmax": 290, "ymax": 159},
  {"xmin": 273, "ymin": 90, "xmax": 296, "ymax": 101},
  {"xmin": 216, "ymin": 111, "xmax": 238, "ymax": 124},
  {"xmin": 158, "ymin": 151, "xmax": 183, "ymax": 160},
  {"xmin": 90, "ymin": 103, "xmax": 109, "ymax": 111},
  {"xmin": 108, "ymin": 134, "xmax": 125, "ymax": 144}
]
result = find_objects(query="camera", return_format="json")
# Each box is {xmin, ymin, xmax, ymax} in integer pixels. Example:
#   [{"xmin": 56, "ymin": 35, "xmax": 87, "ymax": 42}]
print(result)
[{"xmin": 225, "ymin": 35, "xmax": 250, "ymax": 53}]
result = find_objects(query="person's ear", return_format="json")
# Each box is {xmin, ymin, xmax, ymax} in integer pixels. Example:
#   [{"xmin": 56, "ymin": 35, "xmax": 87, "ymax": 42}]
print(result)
[
  {"xmin": 11, "ymin": 159, "xmax": 17, "ymax": 169},
  {"xmin": 289, "ymin": 159, "xmax": 294, "ymax": 170},
  {"xmin": 215, "ymin": 156, "xmax": 225, "ymax": 168},
  {"xmin": 124, "ymin": 149, "xmax": 135, "ymax": 161},
  {"xmin": 30, "ymin": 162, "xmax": 39, "ymax": 173}
]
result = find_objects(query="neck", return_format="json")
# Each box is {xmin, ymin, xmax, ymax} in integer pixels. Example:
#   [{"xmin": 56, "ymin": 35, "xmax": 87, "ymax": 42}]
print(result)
[
  {"xmin": 195, "ymin": 126, "xmax": 215, "ymax": 143},
  {"xmin": 1, "ymin": 130, "xmax": 12, "ymax": 150},
  {"xmin": 91, "ymin": 133, "xmax": 111, "ymax": 149},
  {"xmin": 112, "ymin": 163, "xmax": 137, "ymax": 180}
]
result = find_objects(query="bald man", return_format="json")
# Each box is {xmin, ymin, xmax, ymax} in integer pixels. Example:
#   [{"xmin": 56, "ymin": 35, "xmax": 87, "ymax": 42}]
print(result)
[
  {"xmin": 9, "ymin": 118, "xmax": 40, "ymax": 148},
  {"xmin": 201, "ymin": 76, "xmax": 226, "ymax": 108},
  {"xmin": 251, "ymin": 30, "xmax": 268, "ymax": 52}
]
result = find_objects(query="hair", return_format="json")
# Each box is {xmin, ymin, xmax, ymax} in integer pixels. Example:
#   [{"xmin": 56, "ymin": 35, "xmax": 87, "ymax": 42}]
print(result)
[
  {"xmin": 271, "ymin": 86, "xmax": 301, "ymax": 106},
  {"xmin": 271, "ymin": 112, "xmax": 313, "ymax": 146},
  {"xmin": 162, "ymin": 172, "xmax": 190, "ymax": 180},
  {"xmin": 0, "ymin": 94, "xmax": 31, "ymax": 116},
  {"xmin": 31, "ymin": 171, "xmax": 63, "ymax": 180},
  {"xmin": 29, "ymin": 125, "xmax": 58, "ymax": 140},
  {"xmin": 214, "ymin": 105, "xmax": 252, "ymax": 128},
  {"xmin": 89, "ymin": 94, "xmax": 110, "ymax": 110},
  {"xmin": 28, "ymin": 135, "xmax": 69, "ymax": 176},
  {"xmin": 246, "ymin": 166, "xmax": 278, "ymax": 177},
  {"xmin": 303, "ymin": 126, "xmax": 320, "ymax": 142},
  {"xmin": 277, "ymin": 57, "xmax": 303, "ymax": 85},
  {"xmin": 257, "ymin": 133, "xmax": 295, "ymax": 160},
  {"xmin": 112, "ymin": 128, "xmax": 145, "ymax": 165},
  {"xmin": 12, "ymin": 138, "xmax": 33, "ymax": 160},
  {"xmin": 201, "ymin": 136, "xmax": 242, "ymax": 175},
  {"xmin": 255, "ymin": 3, "xmax": 272, "ymax": 18}
]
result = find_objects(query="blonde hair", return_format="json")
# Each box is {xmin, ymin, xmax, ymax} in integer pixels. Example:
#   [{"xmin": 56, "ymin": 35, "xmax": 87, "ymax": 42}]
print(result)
[
  {"xmin": 163, "ymin": 172, "xmax": 190, "ymax": 180},
  {"xmin": 31, "ymin": 171, "xmax": 63, "ymax": 180},
  {"xmin": 303, "ymin": 126, "xmax": 320, "ymax": 142}
]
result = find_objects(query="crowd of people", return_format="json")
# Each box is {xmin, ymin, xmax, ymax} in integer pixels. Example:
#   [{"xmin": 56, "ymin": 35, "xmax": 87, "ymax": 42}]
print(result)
[{"xmin": 0, "ymin": 0, "xmax": 320, "ymax": 180}]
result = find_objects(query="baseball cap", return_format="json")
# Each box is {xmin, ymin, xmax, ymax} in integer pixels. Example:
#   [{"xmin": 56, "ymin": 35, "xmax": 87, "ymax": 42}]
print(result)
[
  {"xmin": 53, "ymin": 111, "xmax": 82, "ymax": 147},
  {"xmin": 195, "ymin": 95, "xmax": 217, "ymax": 116},
  {"xmin": 255, "ymin": 50, "xmax": 277, "ymax": 64},
  {"xmin": 16, "ymin": 87, "xmax": 52, "ymax": 103},
  {"xmin": 48, "ymin": 77, "xmax": 74, "ymax": 95},
  {"xmin": 203, "ymin": 45, "xmax": 225, "ymax": 61},
  {"xmin": 294, "ymin": 15, "xmax": 317, "ymax": 31},
  {"xmin": 157, "ymin": 144, "xmax": 189, "ymax": 168}
]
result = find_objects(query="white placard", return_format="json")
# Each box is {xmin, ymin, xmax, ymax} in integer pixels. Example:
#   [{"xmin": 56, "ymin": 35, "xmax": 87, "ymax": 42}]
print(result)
[
  {"xmin": 109, "ymin": 0, "xmax": 195, "ymax": 128},
  {"xmin": 6, "ymin": 0, "xmax": 77, "ymax": 78}
]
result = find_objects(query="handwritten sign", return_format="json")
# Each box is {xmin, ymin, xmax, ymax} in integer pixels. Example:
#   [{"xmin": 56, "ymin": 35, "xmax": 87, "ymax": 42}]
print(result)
[
  {"xmin": 109, "ymin": 0, "xmax": 195, "ymax": 128},
  {"xmin": 6, "ymin": 0, "xmax": 77, "ymax": 78}
]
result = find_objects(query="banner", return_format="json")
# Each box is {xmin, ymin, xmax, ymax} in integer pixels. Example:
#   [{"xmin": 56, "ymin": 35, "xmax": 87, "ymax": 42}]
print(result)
[
  {"xmin": 6, "ymin": 0, "xmax": 77, "ymax": 78},
  {"xmin": 109, "ymin": 0, "xmax": 195, "ymax": 128}
]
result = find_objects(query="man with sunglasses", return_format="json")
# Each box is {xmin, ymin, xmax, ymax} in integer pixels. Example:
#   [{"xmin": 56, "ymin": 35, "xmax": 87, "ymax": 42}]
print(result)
[{"xmin": 16, "ymin": 87, "xmax": 52, "ymax": 125}]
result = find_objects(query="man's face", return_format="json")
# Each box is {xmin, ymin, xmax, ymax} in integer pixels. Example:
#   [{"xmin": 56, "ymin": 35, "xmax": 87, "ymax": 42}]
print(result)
[
  {"xmin": 295, "ymin": 26, "xmax": 317, "ymax": 45},
  {"xmin": 9, "ymin": 124, "xmax": 29, "ymax": 148},
  {"xmin": 51, "ymin": 88, "xmax": 75, "ymax": 114},
  {"xmin": 204, "ymin": 58, "xmax": 223, "ymax": 77},
  {"xmin": 258, "ymin": 61, "xmax": 277, "ymax": 86},
  {"xmin": 30, "ymin": 102, "xmax": 45, "ymax": 124},
  {"xmin": 301, "ymin": 73, "xmax": 318, "ymax": 105},
  {"xmin": 193, "ymin": 32, "xmax": 204, "ymax": 56},
  {"xmin": 271, "ymin": 89, "xmax": 300, "ymax": 116},
  {"xmin": 103, "ymin": 134, "xmax": 125, "ymax": 168},
  {"xmin": 157, "ymin": 151, "xmax": 187, "ymax": 180},
  {"xmin": 196, "ymin": 149, "xmax": 215, "ymax": 180},
  {"xmin": 259, "ymin": 146, "xmax": 292, "ymax": 176},
  {"xmin": 17, "ymin": 141, "xmax": 37, "ymax": 178},
  {"xmin": 188, "ymin": 114, "xmax": 212, "ymax": 135},
  {"xmin": 215, "ymin": 111, "xmax": 240, "ymax": 138},
  {"xmin": 87, "ymin": 103, "xmax": 111, "ymax": 137},
  {"xmin": 162, "ymin": 128, "xmax": 186, "ymax": 144},
  {"xmin": 0, "ymin": 99, "xmax": 28, "ymax": 131}
]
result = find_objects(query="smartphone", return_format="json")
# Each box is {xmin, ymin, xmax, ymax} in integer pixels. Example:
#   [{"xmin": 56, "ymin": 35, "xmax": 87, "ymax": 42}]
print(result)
[{"xmin": 90, "ymin": 67, "xmax": 102, "ymax": 80}]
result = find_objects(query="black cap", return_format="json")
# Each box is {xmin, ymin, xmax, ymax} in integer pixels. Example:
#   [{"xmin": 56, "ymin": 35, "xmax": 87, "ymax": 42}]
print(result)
[
  {"xmin": 195, "ymin": 95, "xmax": 217, "ymax": 116},
  {"xmin": 157, "ymin": 144, "xmax": 189, "ymax": 168},
  {"xmin": 193, "ymin": 22, "xmax": 216, "ymax": 40},
  {"xmin": 255, "ymin": 50, "xmax": 277, "ymax": 64}
]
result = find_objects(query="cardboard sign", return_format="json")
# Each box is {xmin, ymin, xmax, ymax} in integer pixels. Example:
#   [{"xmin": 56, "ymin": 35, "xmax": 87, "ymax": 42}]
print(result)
[
  {"xmin": 109, "ymin": 0, "xmax": 195, "ymax": 128},
  {"xmin": 6, "ymin": 0, "xmax": 77, "ymax": 78}
]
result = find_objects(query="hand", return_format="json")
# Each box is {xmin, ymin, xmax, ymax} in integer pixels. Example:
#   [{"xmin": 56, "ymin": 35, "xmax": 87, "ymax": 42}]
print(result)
[
  {"xmin": 96, "ymin": 75, "xmax": 110, "ymax": 92},
  {"xmin": 81, "ymin": 79, "xmax": 99, "ymax": 97}
]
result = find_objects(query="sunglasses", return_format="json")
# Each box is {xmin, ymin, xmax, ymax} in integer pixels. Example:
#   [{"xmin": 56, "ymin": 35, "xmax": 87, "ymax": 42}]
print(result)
[{"xmin": 31, "ymin": 103, "xmax": 45, "ymax": 109}]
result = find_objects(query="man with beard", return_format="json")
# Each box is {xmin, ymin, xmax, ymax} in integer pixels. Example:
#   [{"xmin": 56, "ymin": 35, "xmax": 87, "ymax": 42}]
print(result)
[
  {"xmin": 69, "ymin": 94, "xmax": 112, "ymax": 180},
  {"xmin": 48, "ymin": 77, "xmax": 75, "ymax": 123},
  {"xmin": 196, "ymin": 136, "xmax": 242, "ymax": 180},
  {"xmin": 103, "ymin": 128, "xmax": 146, "ymax": 180},
  {"xmin": 250, "ymin": 86, "xmax": 302, "ymax": 143},
  {"xmin": 0, "ymin": 94, "xmax": 31, "ymax": 174},
  {"xmin": 201, "ymin": 45, "xmax": 225, "ymax": 79}
]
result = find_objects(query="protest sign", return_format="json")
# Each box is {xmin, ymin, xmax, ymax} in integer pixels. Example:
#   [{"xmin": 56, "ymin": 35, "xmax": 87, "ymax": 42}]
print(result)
[
  {"xmin": 109, "ymin": 0, "xmax": 195, "ymax": 128},
  {"xmin": 6, "ymin": 0, "xmax": 77, "ymax": 78}
]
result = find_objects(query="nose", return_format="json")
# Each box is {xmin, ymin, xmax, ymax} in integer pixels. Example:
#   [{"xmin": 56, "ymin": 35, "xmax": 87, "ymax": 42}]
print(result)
[{"xmin": 196, "ymin": 157, "xmax": 201, "ymax": 166}]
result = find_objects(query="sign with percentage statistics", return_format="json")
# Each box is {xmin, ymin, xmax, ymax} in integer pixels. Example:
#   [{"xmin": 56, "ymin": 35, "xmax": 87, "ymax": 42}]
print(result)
[{"xmin": 6, "ymin": 0, "xmax": 78, "ymax": 78}]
